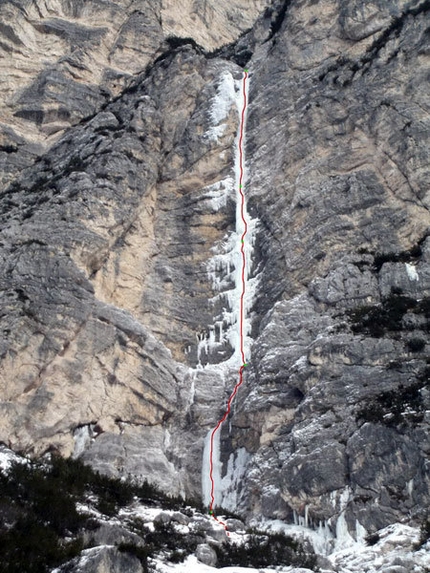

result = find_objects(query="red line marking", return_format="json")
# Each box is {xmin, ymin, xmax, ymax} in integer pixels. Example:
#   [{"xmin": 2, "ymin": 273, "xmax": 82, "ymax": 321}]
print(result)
[{"xmin": 209, "ymin": 70, "xmax": 249, "ymax": 535}]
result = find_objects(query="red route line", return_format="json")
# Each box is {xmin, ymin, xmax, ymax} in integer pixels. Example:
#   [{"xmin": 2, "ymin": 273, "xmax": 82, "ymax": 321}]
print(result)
[{"xmin": 208, "ymin": 70, "xmax": 249, "ymax": 535}]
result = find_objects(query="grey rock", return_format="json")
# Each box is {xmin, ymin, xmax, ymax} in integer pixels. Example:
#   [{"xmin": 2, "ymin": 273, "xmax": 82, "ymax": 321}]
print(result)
[
  {"xmin": 56, "ymin": 546, "xmax": 143, "ymax": 573},
  {"xmin": 84, "ymin": 524, "xmax": 144, "ymax": 549},
  {"xmin": 225, "ymin": 518, "xmax": 246, "ymax": 532},
  {"xmin": 171, "ymin": 512, "xmax": 190, "ymax": 525},
  {"xmin": 390, "ymin": 556, "xmax": 417, "ymax": 568},
  {"xmin": 338, "ymin": 1, "xmax": 406, "ymax": 41},
  {"xmin": 192, "ymin": 516, "xmax": 227, "ymax": 542},
  {"xmin": 282, "ymin": 441, "xmax": 348, "ymax": 497},
  {"xmin": 195, "ymin": 543, "xmax": 217, "ymax": 567},
  {"xmin": 154, "ymin": 512, "xmax": 172, "ymax": 526},
  {"xmin": 309, "ymin": 263, "xmax": 379, "ymax": 308},
  {"xmin": 205, "ymin": 527, "xmax": 228, "ymax": 543}
]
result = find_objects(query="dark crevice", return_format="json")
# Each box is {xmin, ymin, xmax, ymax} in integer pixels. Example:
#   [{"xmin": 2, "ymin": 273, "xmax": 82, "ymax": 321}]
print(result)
[
  {"xmin": 165, "ymin": 36, "xmax": 203, "ymax": 52},
  {"xmin": 264, "ymin": 0, "xmax": 292, "ymax": 43},
  {"xmin": 364, "ymin": 0, "xmax": 430, "ymax": 60},
  {"xmin": 0, "ymin": 144, "xmax": 19, "ymax": 153},
  {"xmin": 207, "ymin": 26, "xmax": 254, "ymax": 67},
  {"xmin": 318, "ymin": 0, "xmax": 430, "ymax": 84}
]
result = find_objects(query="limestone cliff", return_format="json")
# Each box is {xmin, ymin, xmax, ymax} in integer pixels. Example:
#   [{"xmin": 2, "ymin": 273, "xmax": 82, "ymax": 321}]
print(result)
[{"xmin": 0, "ymin": 0, "xmax": 429, "ymax": 555}]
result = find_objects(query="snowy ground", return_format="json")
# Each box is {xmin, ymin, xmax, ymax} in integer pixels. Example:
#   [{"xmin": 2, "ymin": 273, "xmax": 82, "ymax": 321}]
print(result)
[
  {"xmin": 118, "ymin": 500, "xmax": 430, "ymax": 573},
  {"xmin": 1, "ymin": 446, "xmax": 429, "ymax": 573},
  {"xmin": 153, "ymin": 555, "xmax": 310, "ymax": 573}
]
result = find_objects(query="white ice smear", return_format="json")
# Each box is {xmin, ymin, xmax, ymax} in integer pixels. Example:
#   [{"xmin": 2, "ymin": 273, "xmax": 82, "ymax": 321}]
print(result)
[
  {"xmin": 405, "ymin": 262, "xmax": 419, "ymax": 281},
  {"xmin": 265, "ymin": 517, "xmax": 334, "ymax": 557},
  {"xmin": 273, "ymin": 487, "xmax": 365, "ymax": 556},
  {"xmin": 335, "ymin": 487, "xmax": 356, "ymax": 549},
  {"xmin": 206, "ymin": 72, "xmax": 237, "ymax": 142},
  {"xmin": 220, "ymin": 447, "xmax": 251, "ymax": 511},
  {"xmin": 73, "ymin": 425, "xmax": 93, "ymax": 458}
]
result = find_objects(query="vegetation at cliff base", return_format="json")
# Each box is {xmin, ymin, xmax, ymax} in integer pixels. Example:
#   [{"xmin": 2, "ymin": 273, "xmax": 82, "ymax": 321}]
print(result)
[
  {"xmin": 0, "ymin": 453, "xmax": 318, "ymax": 573},
  {"xmin": 212, "ymin": 530, "xmax": 318, "ymax": 570},
  {"xmin": 0, "ymin": 455, "xmax": 188, "ymax": 573}
]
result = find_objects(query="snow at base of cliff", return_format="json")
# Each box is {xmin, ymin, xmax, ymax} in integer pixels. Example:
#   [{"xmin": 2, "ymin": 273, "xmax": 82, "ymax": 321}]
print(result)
[{"xmin": 153, "ymin": 555, "xmax": 311, "ymax": 573}]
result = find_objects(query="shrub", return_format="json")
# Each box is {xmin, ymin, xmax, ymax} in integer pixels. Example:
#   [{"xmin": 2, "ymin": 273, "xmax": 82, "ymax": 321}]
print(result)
[
  {"xmin": 357, "ymin": 383, "xmax": 424, "ymax": 427},
  {"xmin": 122, "ymin": 519, "xmax": 198, "ymax": 565},
  {"xmin": 212, "ymin": 531, "xmax": 317, "ymax": 570},
  {"xmin": 0, "ymin": 461, "xmax": 86, "ymax": 536},
  {"xmin": 348, "ymin": 293, "xmax": 417, "ymax": 337},
  {"xmin": 118, "ymin": 542, "xmax": 150, "ymax": 572},
  {"xmin": 0, "ymin": 454, "xmax": 206, "ymax": 572},
  {"xmin": 407, "ymin": 338, "xmax": 426, "ymax": 352},
  {"xmin": 0, "ymin": 456, "xmax": 166, "ymax": 572},
  {"xmin": 0, "ymin": 516, "xmax": 83, "ymax": 573}
]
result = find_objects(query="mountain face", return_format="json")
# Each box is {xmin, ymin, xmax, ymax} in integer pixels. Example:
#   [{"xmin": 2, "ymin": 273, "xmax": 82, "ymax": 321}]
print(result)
[{"xmin": 0, "ymin": 0, "xmax": 429, "ymax": 569}]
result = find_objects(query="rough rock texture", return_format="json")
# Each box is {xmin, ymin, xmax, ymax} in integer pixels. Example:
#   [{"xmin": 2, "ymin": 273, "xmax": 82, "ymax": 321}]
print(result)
[
  {"xmin": 229, "ymin": 0, "xmax": 430, "ymax": 535},
  {"xmin": 0, "ymin": 0, "xmax": 268, "ymax": 190},
  {"xmin": 0, "ymin": 0, "xmax": 429, "ymax": 551},
  {"xmin": 56, "ymin": 546, "xmax": 143, "ymax": 573},
  {"xmin": 0, "ymin": 44, "xmax": 247, "ymax": 494}
]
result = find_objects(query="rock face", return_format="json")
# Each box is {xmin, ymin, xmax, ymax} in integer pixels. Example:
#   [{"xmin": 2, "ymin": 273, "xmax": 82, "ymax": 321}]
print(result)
[
  {"xmin": 229, "ymin": 0, "xmax": 430, "ymax": 534},
  {"xmin": 0, "ymin": 0, "xmax": 429, "ymax": 548},
  {"xmin": 0, "ymin": 0, "xmax": 267, "ymax": 189},
  {"xmin": 58, "ymin": 546, "xmax": 144, "ymax": 573}
]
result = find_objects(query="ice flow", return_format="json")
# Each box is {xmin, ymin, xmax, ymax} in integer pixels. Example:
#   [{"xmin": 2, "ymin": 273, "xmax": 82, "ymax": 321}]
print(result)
[{"xmin": 201, "ymin": 70, "xmax": 257, "ymax": 509}]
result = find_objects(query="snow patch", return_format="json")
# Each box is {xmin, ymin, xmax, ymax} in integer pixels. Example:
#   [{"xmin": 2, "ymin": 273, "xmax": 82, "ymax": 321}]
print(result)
[
  {"xmin": 0, "ymin": 446, "xmax": 25, "ymax": 471},
  {"xmin": 153, "ymin": 553, "xmax": 297, "ymax": 573},
  {"xmin": 328, "ymin": 522, "xmax": 429, "ymax": 573},
  {"xmin": 292, "ymin": 355, "xmax": 308, "ymax": 370}
]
